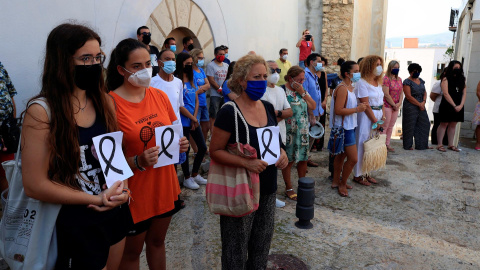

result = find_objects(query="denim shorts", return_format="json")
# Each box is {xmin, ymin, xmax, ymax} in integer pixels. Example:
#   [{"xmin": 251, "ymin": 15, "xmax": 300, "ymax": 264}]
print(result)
[
  {"xmin": 344, "ymin": 129, "xmax": 356, "ymax": 147},
  {"xmin": 209, "ymin": 96, "xmax": 223, "ymax": 119},
  {"xmin": 197, "ymin": 105, "xmax": 209, "ymax": 122}
]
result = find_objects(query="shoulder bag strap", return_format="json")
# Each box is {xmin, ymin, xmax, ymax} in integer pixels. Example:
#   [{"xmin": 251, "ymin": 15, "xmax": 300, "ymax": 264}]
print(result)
[
  {"xmin": 16, "ymin": 98, "xmax": 51, "ymax": 165},
  {"xmin": 221, "ymin": 101, "xmax": 250, "ymax": 144}
]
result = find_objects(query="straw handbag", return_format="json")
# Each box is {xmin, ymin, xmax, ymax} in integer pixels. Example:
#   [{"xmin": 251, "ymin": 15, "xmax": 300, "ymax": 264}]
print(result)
[{"xmin": 362, "ymin": 131, "xmax": 387, "ymax": 174}]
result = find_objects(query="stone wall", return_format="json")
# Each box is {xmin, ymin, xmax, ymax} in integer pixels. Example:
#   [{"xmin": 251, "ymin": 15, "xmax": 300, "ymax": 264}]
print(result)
[{"xmin": 321, "ymin": 0, "xmax": 354, "ymax": 73}]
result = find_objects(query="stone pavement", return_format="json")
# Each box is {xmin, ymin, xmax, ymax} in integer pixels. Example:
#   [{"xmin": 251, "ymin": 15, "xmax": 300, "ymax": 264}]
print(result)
[{"xmin": 140, "ymin": 138, "xmax": 480, "ymax": 270}]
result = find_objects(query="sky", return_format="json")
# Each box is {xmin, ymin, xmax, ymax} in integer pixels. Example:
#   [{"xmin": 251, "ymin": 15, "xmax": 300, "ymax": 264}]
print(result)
[{"xmin": 386, "ymin": 0, "xmax": 464, "ymax": 38}]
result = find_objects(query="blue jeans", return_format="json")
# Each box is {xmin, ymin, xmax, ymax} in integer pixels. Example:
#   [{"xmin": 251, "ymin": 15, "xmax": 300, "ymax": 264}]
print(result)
[{"xmin": 299, "ymin": 60, "xmax": 306, "ymax": 69}]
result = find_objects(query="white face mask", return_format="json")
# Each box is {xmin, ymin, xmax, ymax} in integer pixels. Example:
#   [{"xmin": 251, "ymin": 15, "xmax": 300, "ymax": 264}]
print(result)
[
  {"xmin": 375, "ymin": 65, "xmax": 383, "ymax": 76},
  {"xmin": 267, "ymin": 73, "xmax": 280, "ymax": 84},
  {"xmin": 123, "ymin": 67, "xmax": 152, "ymax": 88},
  {"xmin": 282, "ymin": 54, "xmax": 288, "ymax": 60}
]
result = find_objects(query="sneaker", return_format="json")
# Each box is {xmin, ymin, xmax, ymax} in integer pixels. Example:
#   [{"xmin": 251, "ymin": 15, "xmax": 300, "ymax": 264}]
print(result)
[
  {"xmin": 193, "ymin": 174, "xmax": 208, "ymax": 185},
  {"xmin": 275, "ymin": 198, "xmax": 285, "ymax": 208},
  {"xmin": 184, "ymin": 177, "xmax": 200, "ymax": 190}
]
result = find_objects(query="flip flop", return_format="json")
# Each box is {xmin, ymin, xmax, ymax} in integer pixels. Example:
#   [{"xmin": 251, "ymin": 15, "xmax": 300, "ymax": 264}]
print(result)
[{"xmin": 436, "ymin": 146, "xmax": 446, "ymax": 152}]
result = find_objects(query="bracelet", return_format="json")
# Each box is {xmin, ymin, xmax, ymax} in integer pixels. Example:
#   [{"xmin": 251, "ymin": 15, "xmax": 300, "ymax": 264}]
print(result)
[
  {"xmin": 301, "ymin": 92, "xmax": 307, "ymax": 98},
  {"xmin": 122, "ymin": 188, "xmax": 134, "ymax": 204},
  {"xmin": 134, "ymin": 155, "xmax": 146, "ymax": 171}
]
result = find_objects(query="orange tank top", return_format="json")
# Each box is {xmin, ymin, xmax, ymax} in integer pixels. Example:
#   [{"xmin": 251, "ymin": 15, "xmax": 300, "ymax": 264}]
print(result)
[{"xmin": 110, "ymin": 87, "xmax": 180, "ymax": 223}]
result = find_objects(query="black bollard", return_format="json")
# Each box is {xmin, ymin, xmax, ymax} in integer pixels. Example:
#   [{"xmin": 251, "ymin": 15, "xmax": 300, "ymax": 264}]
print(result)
[{"xmin": 295, "ymin": 177, "xmax": 315, "ymax": 229}]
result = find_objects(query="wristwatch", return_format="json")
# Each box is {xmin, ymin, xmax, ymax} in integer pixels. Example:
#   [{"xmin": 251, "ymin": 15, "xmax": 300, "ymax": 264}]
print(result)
[{"xmin": 277, "ymin": 110, "xmax": 283, "ymax": 118}]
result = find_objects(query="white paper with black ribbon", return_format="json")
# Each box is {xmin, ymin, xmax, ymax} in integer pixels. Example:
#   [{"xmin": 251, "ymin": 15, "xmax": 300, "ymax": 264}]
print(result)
[
  {"xmin": 92, "ymin": 131, "xmax": 134, "ymax": 187},
  {"xmin": 256, "ymin": 126, "xmax": 280, "ymax": 165},
  {"xmin": 154, "ymin": 124, "xmax": 182, "ymax": 168}
]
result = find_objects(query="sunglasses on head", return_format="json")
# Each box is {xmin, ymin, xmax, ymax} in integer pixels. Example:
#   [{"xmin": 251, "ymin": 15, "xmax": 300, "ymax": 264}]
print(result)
[{"xmin": 270, "ymin": 68, "xmax": 281, "ymax": 74}]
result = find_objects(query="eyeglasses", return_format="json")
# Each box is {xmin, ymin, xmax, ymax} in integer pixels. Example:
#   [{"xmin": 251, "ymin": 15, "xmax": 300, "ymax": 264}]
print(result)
[
  {"xmin": 270, "ymin": 68, "xmax": 281, "ymax": 74},
  {"xmin": 141, "ymin": 32, "xmax": 151, "ymax": 36},
  {"xmin": 73, "ymin": 54, "xmax": 106, "ymax": 66}
]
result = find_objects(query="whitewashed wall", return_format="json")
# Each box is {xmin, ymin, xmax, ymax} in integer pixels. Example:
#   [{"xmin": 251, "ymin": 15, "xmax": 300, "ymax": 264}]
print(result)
[{"xmin": 0, "ymin": 0, "xmax": 299, "ymax": 112}]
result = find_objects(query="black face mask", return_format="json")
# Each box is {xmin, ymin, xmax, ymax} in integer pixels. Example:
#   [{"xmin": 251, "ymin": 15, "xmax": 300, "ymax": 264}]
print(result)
[
  {"xmin": 412, "ymin": 72, "xmax": 420, "ymax": 79},
  {"xmin": 184, "ymin": 65, "xmax": 193, "ymax": 74},
  {"xmin": 452, "ymin": 68, "xmax": 462, "ymax": 76},
  {"xmin": 142, "ymin": 35, "xmax": 151, "ymax": 45},
  {"xmin": 74, "ymin": 64, "xmax": 102, "ymax": 91},
  {"xmin": 187, "ymin": 44, "xmax": 194, "ymax": 51}
]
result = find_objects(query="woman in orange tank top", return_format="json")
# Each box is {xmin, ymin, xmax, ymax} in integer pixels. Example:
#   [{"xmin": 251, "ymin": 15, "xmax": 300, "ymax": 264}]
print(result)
[{"xmin": 106, "ymin": 38, "xmax": 189, "ymax": 270}]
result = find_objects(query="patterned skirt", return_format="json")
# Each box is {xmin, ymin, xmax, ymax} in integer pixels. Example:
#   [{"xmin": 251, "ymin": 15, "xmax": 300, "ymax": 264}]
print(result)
[{"xmin": 473, "ymin": 102, "xmax": 480, "ymax": 126}]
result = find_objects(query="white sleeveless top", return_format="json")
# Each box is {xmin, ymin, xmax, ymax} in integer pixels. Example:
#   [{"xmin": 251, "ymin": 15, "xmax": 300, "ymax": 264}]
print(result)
[{"xmin": 329, "ymin": 85, "xmax": 358, "ymax": 130}]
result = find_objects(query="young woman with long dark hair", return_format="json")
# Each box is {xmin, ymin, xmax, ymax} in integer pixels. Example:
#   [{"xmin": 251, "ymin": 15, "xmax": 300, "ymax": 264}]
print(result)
[
  {"xmin": 22, "ymin": 23, "xmax": 130, "ymax": 270},
  {"xmin": 174, "ymin": 52, "xmax": 207, "ymax": 190},
  {"xmin": 107, "ymin": 38, "xmax": 189, "ymax": 270},
  {"xmin": 436, "ymin": 60, "xmax": 466, "ymax": 152}
]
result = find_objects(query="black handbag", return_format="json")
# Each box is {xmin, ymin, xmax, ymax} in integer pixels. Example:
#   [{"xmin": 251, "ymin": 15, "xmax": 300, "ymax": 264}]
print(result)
[{"xmin": 0, "ymin": 114, "xmax": 20, "ymax": 154}]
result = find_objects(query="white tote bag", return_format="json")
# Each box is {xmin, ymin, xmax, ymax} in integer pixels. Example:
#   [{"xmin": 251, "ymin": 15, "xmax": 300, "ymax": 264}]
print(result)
[{"xmin": 0, "ymin": 99, "xmax": 61, "ymax": 270}]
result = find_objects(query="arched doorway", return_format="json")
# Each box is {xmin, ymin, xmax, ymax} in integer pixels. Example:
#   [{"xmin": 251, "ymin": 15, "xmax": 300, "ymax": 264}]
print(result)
[{"xmin": 146, "ymin": 0, "xmax": 215, "ymax": 62}]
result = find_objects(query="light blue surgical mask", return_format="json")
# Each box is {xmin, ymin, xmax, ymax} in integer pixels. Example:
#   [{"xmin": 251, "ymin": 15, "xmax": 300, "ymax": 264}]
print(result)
[
  {"xmin": 197, "ymin": 59, "xmax": 205, "ymax": 67},
  {"xmin": 314, "ymin": 62, "xmax": 323, "ymax": 71},
  {"xmin": 169, "ymin": 45, "xmax": 177, "ymax": 52},
  {"xmin": 225, "ymin": 53, "xmax": 229, "ymax": 59},
  {"xmin": 351, "ymin": 72, "xmax": 361, "ymax": 82},
  {"xmin": 161, "ymin": 60, "xmax": 176, "ymax": 74}
]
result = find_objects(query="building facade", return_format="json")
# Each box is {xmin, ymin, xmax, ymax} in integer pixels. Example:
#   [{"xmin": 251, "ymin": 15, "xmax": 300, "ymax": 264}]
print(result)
[
  {"xmin": 454, "ymin": 0, "xmax": 480, "ymax": 138},
  {"xmin": 0, "ymin": 0, "xmax": 387, "ymax": 110}
]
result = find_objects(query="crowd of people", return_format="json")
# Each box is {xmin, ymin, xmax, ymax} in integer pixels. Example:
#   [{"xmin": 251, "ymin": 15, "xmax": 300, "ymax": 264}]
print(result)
[{"xmin": 0, "ymin": 23, "xmax": 478, "ymax": 270}]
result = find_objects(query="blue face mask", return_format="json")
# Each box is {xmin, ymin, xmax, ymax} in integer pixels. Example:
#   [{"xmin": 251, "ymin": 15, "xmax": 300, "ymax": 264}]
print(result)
[
  {"xmin": 225, "ymin": 53, "xmax": 229, "ymax": 59},
  {"xmin": 245, "ymin": 80, "xmax": 267, "ymax": 101},
  {"xmin": 351, "ymin": 72, "xmax": 361, "ymax": 82},
  {"xmin": 391, "ymin": 68, "xmax": 399, "ymax": 75},
  {"xmin": 161, "ymin": 60, "xmax": 176, "ymax": 74},
  {"xmin": 314, "ymin": 62, "xmax": 323, "ymax": 71},
  {"xmin": 169, "ymin": 45, "xmax": 177, "ymax": 52},
  {"xmin": 197, "ymin": 59, "xmax": 205, "ymax": 67}
]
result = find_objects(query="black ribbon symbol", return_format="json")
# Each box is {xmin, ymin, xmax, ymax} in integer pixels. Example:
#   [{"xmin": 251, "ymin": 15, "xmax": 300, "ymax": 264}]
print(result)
[
  {"xmin": 261, "ymin": 129, "xmax": 277, "ymax": 159},
  {"xmin": 158, "ymin": 128, "xmax": 174, "ymax": 159},
  {"xmin": 99, "ymin": 136, "xmax": 123, "ymax": 176}
]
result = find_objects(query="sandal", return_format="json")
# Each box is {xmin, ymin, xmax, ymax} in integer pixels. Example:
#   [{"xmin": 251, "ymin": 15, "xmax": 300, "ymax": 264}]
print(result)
[
  {"xmin": 386, "ymin": 146, "xmax": 395, "ymax": 152},
  {"xmin": 365, "ymin": 175, "xmax": 377, "ymax": 184},
  {"xmin": 285, "ymin": 189, "xmax": 297, "ymax": 201},
  {"xmin": 436, "ymin": 146, "xmax": 446, "ymax": 152},
  {"xmin": 447, "ymin": 146, "xmax": 461, "ymax": 152},
  {"xmin": 353, "ymin": 176, "xmax": 371, "ymax": 186}
]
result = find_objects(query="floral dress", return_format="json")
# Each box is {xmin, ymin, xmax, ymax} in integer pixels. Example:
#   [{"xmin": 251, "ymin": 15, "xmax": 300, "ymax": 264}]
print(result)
[{"xmin": 285, "ymin": 88, "xmax": 309, "ymax": 162}]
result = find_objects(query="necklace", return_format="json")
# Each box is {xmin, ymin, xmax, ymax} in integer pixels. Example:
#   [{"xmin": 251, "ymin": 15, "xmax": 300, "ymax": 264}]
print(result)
[{"xmin": 77, "ymin": 95, "xmax": 87, "ymax": 112}]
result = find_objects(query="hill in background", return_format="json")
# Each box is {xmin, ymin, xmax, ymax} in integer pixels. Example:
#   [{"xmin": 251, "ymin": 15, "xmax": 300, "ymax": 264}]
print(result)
[{"xmin": 386, "ymin": 31, "xmax": 454, "ymax": 48}]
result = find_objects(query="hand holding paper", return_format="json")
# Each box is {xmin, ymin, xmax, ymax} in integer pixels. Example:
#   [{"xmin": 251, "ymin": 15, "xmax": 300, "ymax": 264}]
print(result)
[
  {"xmin": 92, "ymin": 131, "xmax": 133, "ymax": 188},
  {"xmin": 256, "ymin": 126, "xmax": 280, "ymax": 165}
]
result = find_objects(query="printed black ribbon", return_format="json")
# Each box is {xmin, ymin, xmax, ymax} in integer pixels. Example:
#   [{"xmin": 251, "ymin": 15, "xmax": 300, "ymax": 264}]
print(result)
[
  {"xmin": 99, "ymin": 136, "xmax": 123, "ymax": 176},
  {"xmin": 261, "ymin": 129, "xmax": 277, "ymax": 159},
  {"xmin": 158, "ymin": 128, "xmax": 174, "ymax": 159}
]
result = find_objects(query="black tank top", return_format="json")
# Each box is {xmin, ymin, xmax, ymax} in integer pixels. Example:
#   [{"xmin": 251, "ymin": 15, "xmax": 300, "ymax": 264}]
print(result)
[{"xmin": 76, "ymin": 115, "xmax": 107, "ymax": 195}]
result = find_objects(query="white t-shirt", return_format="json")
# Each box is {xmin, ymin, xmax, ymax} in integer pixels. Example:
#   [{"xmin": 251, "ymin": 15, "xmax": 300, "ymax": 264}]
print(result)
[
  {"xmin": 150, "ymin": 75, "xmax": 184, "ymax": 126},
  {"xmin": 260, "ymin": 86, "xmax": 291, "ymax": 144},
  {"xmin": 431, "ymin": 80, "xmax": 443, "ymax": 113}
]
